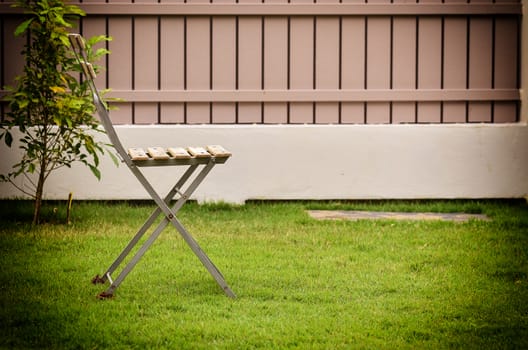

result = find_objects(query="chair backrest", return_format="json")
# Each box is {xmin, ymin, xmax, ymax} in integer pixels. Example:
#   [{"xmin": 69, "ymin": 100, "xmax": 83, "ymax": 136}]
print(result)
[{"xmin": 68, "ymin": 34, "xmax": 129, "ymax": 164}]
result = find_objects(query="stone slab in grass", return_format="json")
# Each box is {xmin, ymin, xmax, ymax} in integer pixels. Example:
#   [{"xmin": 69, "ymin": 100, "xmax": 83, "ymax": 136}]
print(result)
[{"xmin": 307, "ymin": 210, "xmax": 490, "ymax": 222}]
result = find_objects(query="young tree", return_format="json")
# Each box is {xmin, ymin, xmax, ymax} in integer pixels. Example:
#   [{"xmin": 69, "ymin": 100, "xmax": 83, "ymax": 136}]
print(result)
[{"xmin": 0, "ymin": 0, "xmax": 114, "ymax": 224}]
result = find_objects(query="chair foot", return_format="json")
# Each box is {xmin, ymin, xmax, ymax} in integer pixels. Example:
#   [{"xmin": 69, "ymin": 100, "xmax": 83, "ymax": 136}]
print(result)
[
  {"xmin": 224, "ymin": 287, "xmax": 237, "ymax": 299},
  {"xmin": 91, "ymin": 274, "xmax": 106, "ymax": 284},
  {"xmin": 96, "ymin": 291, "xmax": 114, "ymax": 300}
]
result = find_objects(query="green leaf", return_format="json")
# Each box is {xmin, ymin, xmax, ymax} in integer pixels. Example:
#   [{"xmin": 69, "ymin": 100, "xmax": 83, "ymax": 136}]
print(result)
[
  {"xmin": 4, "ymin": 131, "xmax": 13, "ymax": 147},
  {"xmin": 17, "ymin": 99, "xmax": 29, "ymax": 109},
  {"xmin": 14, "ymin": 19, "xmax": 33, "ymax": 36},
  {"xmin": 89, "ymin": 164, "xmax": 101, "ymax": 180},
  {"xmin": 94, "ymin": 48, "xmax": 111, "ymax": 58},
  {"xmin": 108, "ymin": 150, "xmax": 120, "ymax": 167},
  {"xmin": 88, "ymin": 35, "xmax": 112, "ymax": 46},
  {"xmin": 65, "ymin": 5, "xmax": 86, "ymax": 17},
  {"xmin": 55, "ymin": 16, "xmax": 70, "ymax": 28},
  {"xmin": 53, "ymin": 115, "xmax": 62, "ymax": 126}
]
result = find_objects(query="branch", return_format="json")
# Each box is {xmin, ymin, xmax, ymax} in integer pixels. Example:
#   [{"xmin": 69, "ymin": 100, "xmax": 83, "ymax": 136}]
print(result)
[
  {"xmin": 5, "ymin": 176, "xmax": 36, "ymax": 199},
  {"xmin": 46, "ymin": 163, "xmax": 66, "ymax": 180},
  {"xmin": 23, "ymin": 172, "xmax": 37, "ymax": 189}
]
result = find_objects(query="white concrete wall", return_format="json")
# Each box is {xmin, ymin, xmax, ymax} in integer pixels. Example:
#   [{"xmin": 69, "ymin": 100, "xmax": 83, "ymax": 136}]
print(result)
[{"xmin": 1, "ymin": 124, "xmax": 527, "ymax": 202}]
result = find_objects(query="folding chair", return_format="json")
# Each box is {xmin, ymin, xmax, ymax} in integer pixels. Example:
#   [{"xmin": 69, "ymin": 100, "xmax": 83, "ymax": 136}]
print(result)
[{"xmin": 69, "ymin": 34, "xmax": 236, "ymax": 299}]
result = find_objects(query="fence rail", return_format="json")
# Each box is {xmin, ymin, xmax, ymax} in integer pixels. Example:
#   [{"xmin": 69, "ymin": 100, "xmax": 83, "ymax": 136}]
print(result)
[
  {"xmin": 107, "ymin": 89, "xmax": 519, "ymax": 102},
  {"xmin": 0, "ymin": 3, "xmax": 522, "ymax": 16}
]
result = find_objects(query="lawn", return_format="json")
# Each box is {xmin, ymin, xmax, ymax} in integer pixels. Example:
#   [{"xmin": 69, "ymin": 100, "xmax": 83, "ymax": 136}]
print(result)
[{"xmin": 1, "ymin": 199, "xmax": 527, "ymax": 349}]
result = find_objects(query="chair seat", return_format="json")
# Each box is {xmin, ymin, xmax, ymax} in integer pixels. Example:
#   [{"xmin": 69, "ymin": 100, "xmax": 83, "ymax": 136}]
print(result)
[{"xmin": 127, "ymin": 145, "xmax": 231, "ymax": 165}]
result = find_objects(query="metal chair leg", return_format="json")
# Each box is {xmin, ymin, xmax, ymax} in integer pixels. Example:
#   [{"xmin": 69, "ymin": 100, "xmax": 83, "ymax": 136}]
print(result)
[{"xmin": 96, "ymin": 161, "xmax": 235, "ymax": 299}]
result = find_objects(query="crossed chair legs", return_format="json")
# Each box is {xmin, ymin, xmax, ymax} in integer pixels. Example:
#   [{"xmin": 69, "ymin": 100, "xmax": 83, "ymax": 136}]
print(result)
[{"xmin": 92, "ymin": 160, "xmax": 236, "ymax": 299}]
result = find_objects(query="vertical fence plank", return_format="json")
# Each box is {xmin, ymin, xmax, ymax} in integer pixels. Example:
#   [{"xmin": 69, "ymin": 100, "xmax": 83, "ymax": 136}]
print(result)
[
  {"xmin": 0, "ymin": 17, "xmax": 3, "ymax": 101},
  {"xmin": 417, "ymin": 15, "xmax": 442, "ymax": 123},
  {"xmin": 341, "ymin": 16, "xmax": 366, "ymax": 124},
  {"xmin": 290, "ymin": 7, "xmax": 314, "ymax": 124},
  {"xmin": 366, "ymin": 15, "xmax": 391, "ymax": 124},
  {"xmin": 1, "ymin": 17, "xmax": 25, "ymax": 119},
  {"xmin": 108, "ymin": 7, "xmax": 133, "ymax": 124},
  {"xmin": 2, "ymin": 18, "xmax": 25, "ymax": 89},
  {"xmin": 315, "ymin": 10, "xmax": 340, "ymax": 124},
  {"xmin": 133, "ymin": 11, "xmax": 159, "ymax": 124},
  {"xmin": 0, "ymin": 17, "xmax": 3, "ymax": 115},
  {"xmin": 238, "ymin": 8, "xmax": 263, "ymax": 123},
  {"xmin": 81, "ymin": 17, "xmax": 108, "ymax": 92},
  {"xmin": 468, "ymin": 16, "xmax": 493, "ymax": 122},
  {"xmin": 493, "ymin": 16, "xmax": 518, "ymax": 123},
  {"xmin": 186, "ymin": 12, "xmax": 211, "ymax": 124},
  {"xmin": 263, "ymin": 2, "xmax": 288, "ymax": 124},
  {"xmin": 443, "ymin": 15, "xmax": 467, "ymax": 123},
  {"xmin": 494, "ymin": 0, "xmax": 520, "ymax": 127},
  {"xmin": 392, "ymin": 14, "xmax": 416, "ymax": 124},
  {"xmin": 212, "ymin": 0, "xmax": 236, "ymax": 123},
  {"xmin": 211, "ymin": 15, "xmax": 236, "ymax": 123},
  {"xmin": 74, "ymin": 5, "xmax": 109, "ymax": 123},
  {"xmin": 160, "ymin": 7, "xmax": 185, "ymax": 124}
]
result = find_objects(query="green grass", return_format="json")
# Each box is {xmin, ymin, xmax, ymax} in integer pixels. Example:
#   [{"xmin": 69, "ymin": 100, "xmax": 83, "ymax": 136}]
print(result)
[{"xmin": 1, "ymin": 199, "xmax": 527, "ymax": 349}]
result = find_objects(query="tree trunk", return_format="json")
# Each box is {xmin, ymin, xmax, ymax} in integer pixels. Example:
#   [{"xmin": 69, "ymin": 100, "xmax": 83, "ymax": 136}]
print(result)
[{"xmin": 33, "ymin": 160, "xmax": 46, "ymax": 225}]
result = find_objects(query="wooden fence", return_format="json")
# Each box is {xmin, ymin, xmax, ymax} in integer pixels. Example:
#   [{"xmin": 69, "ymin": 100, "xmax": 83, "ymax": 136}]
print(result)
[{"xmin": 0, "ymin": 0, "xmax": 522, "ymax": 124}]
